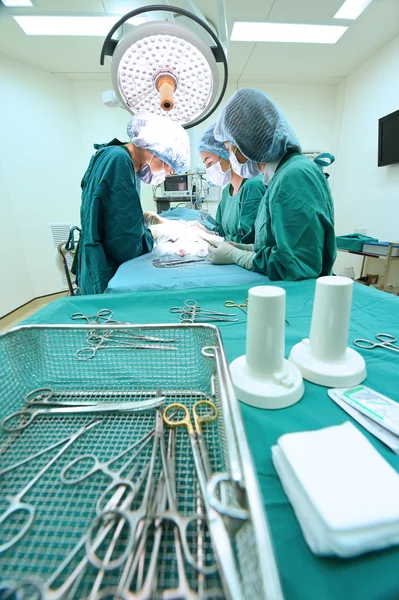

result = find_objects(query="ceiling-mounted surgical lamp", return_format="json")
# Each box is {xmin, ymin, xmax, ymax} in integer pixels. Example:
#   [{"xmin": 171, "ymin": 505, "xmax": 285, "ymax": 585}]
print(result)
[{"xmin": 100, "ymin": 4, "xmax": 228, "ymax": 129}]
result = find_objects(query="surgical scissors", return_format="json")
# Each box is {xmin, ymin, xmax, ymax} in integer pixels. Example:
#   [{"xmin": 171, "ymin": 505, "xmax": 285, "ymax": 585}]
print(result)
[
  {"xmin": 0, "ymin": 420, "xmax": 101, "ymax": 555},
  {"xmin": 71, "ymin": 309, "xmax": 114, "ymax": 324},
  {"xmin": 23, "ymin": 387, "xmax": 159, "ymax": 407},
  {"xmin": 163, "ymin": 401, "xmax": 246, "ymax": 600},
  {"xmin": 2, "ymin": 396, "xmax": 165, "ymax": 433},
  {"xmin": 354, "ymin": 333, "xmax": 399, "ymax": 353},
  {"xmin": 164, "ymin": 401, "xmax": 217, "ymax": 479}
]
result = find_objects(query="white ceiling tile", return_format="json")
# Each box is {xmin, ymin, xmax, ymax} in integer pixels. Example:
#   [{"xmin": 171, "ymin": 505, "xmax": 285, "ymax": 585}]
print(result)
[
  {"xmin": 225, "ymin": 41, "xmax": 256, "ymax": 77},
  {"xmin": 102, "ymin": 0, "xmax": 149, "ymax": 14},
  {"xmin": 0, "ymin": 0, "xmax": 398, "ymax": 83}
]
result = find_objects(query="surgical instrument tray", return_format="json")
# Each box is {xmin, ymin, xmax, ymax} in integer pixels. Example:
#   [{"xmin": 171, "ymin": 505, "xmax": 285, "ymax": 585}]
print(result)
[{"xmin": 0, "ymin": 324, "xmax": 283, "ymax": 599}]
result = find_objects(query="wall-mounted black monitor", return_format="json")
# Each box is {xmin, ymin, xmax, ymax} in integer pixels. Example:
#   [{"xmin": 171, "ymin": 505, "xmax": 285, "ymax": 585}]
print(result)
[{"xmin": 378, "ymin": 109, "xmax": 399, "ymax": 167}]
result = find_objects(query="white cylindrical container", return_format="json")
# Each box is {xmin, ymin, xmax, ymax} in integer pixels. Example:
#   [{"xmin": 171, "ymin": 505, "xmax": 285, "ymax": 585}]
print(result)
[
  {"xmin": 246, "ymin": 287, "xmax": 285, "ymax": 376},
  {"xmin": 309, "ymin": 276, "xmax": 353, "ymax": 361},
  {"xmin": 230, "ymin": 286, "xmax": 304, "ymax": 410},
  {"xmin": 289, "ymin": 276, "xmax": 367, "ymax": 387}
]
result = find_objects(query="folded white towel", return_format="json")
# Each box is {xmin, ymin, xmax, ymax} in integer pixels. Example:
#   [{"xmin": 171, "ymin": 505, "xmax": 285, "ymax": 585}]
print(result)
[{"xmin": 272, "ymin": 421, "xmax": 399, "ymax": 557}]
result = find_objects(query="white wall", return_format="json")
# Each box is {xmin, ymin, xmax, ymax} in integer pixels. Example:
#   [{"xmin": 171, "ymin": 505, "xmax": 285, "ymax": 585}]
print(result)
[
  {"xmin": 189, "ymin": 81, "xmax": 339, "ymax": 170},
  {"xmin": 0, "ymin": 161, "xmax": 34, "ymax": 315},
  {"xmin": 247, "ymin": 81, "xmax": 340, "ymax": 185},
  {"xmin": 332, "ymin": 35, "xmax": 399, "ymax": 279},
  {"xmin": 73, "ymin": 80, "xmax": 156, "ymax": 213},
  {"xmin": 0, "ymin": 53, "xmax": 84, "ymax": 316}
]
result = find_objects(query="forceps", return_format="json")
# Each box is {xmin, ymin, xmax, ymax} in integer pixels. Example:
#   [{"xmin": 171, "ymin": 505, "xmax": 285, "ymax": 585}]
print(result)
[
  {"xmin": 117, "ymin": 428, "xmax": 208, "ymax": 600},
  {"xmin": 177, "ymin": 311, "xmax": 239, "ymax": 324},
  {"xmin": 2, "ymin": 396, "xmax": 165, "ymax": 433},
  {"xmin": 354, "ymin": 333, "xmax": 399, "ymax": 353},
  {"xmin": 163, "ymin": 401, "xmax": 247, "ymax": 600},
  {"xmin": 160, "ymin": 428, "xmax": 221, "ymax": 598},
  {"xmin": 0, "ymin": 420, "xmax": 101, "ymax": 555},
  {"xmin": 71, "ymin": 309, "xmax": 114, "ymax": 324},
  {"xmin": 171, "ymin": 299, "xmax": 235, "ymax": 317},
  {"xmin": 76, "ymin": 334, "xmax": 177, "ymax": 360},
  {"xmin": 153, "ymin": 258, "xmax": 206, "ymax": 268},
  {"xmin": 61, "ymin": 428, "xmax": 155, "ymax": 514},
  {"xmin": 86, "ymin": 329, "xmax": 176, "ymax": 344},
  {"xmin": 85, "ymin": 409, "xmax": 166, "ymax": 572},
  {"xmin": 0, "ymin": 457, "xmax": 152, "ymax": 599},
  {"xmin": 113, "ymin": 414, "xmax": 214, "ymax": 600}
]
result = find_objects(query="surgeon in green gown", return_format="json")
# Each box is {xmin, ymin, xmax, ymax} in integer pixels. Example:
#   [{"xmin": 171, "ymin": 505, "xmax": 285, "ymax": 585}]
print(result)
[
  {"xmin": 198, "ymin": 124, "xmax": 265, "ymax": 244},
  {"xmin": 76, "ymin": 112, "xmax": 190, "ymax": 294},
  {"xmin": 207, "ymin": 89, "xmax": 336, "ymax": 281}
]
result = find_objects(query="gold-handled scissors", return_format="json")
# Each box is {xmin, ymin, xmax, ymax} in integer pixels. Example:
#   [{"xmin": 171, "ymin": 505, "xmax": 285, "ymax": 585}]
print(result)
[
  {"xmin": 225, "ymin": 298, "xmax": 290, "ymax": 324},
  {"xmin": 163, "ymin": 400, "xmax": 217, "ymax": 478},
  {"xmin": 224, "ymin": 299, "xmax": 248, "ymax": 314}
]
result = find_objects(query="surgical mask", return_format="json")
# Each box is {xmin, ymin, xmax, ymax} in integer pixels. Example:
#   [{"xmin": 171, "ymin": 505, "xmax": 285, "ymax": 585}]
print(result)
[
  {"xmin": 138, "ymin": 155, "xmax": 166, "ymax": 185},
  {"xmin": 229, "ymin": 148, "xmax": 261, "ymax": 179},
  {"xmin": 206, "ymin": 160, "xmax": 232, "ymax": 187}
]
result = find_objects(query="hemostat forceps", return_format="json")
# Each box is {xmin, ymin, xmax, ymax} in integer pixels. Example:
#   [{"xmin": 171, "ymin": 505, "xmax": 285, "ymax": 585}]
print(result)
[
  {"xmin": 0, "ymin": 420, "xmax": 101, "ymax": 555},
  {"xmin": 163, "ymin": 401, "xmax": 247, "ymax": 600}
]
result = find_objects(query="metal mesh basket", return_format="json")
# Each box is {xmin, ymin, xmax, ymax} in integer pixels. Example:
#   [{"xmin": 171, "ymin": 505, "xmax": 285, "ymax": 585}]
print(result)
[{"xmin": 0, "ymin": 324, "xmax": 282, "ymax": 599}]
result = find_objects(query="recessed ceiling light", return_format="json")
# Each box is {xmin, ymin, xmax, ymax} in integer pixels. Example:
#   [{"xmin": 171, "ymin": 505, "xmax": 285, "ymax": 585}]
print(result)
[
  {"xmin": 231, "ymin": 22, "xmax": 348, "ymax": 44},
  {"xmin": 13, "ymin": 15, "xmax": 146, "ymax": 36},
  {"xmin": 334, "ymin": 0, "xmax": 373, "ymax": 20},
  {"xmin": 2, "ymin": 0, "xmax": 32, "ymax": 6}
]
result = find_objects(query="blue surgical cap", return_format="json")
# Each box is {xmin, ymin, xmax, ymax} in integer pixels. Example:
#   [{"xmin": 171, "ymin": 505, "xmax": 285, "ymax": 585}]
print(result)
[
  {"xmin": 127, "ymin": 112, "xmax": 190, "ymax": 175},
  {"xmin": 198, "ymin": 124, "xmax": 229, "ymax": 161},
  {"xmin": 214, "ymin": 88, "xmax": 301, "ymax": 163}
]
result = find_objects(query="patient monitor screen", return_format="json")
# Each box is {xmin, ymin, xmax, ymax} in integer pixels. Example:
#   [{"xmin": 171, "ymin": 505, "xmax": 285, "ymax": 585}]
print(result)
[{"xmin": 164, "ymin": 175, "xmax": 189, "ymax": 192}]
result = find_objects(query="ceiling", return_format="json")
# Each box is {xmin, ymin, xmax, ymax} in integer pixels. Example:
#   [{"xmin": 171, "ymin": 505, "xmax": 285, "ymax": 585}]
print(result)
[{"xmin": 0, "ymin": 0, "xmax": 398, "ymax": 85}]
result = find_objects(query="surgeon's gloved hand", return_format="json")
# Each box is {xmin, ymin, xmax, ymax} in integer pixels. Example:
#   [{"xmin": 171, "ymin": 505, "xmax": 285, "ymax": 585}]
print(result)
[
  {"xmin": 228, "ymin": 241, "xmax": 254, "ymax": 251},
  {"xmin": 207, "ymin": 242, "xmax": 235, "ymax": 264},
  {"xmin": 207, "ymin": 243, "xmax": 255, "ymax": 270},
  {"xmin": 197, "ymin": 231, "xmax": 225, "ymax": 245}
]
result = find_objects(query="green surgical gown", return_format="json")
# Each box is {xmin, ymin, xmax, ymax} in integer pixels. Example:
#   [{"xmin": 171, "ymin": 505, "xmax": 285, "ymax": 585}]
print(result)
[
  {"xmin": 215, "ymin": 175, "xmax": 265, "ymax": 243},
  {"xmin": 76, "ymin": 140, "xmax": 154, "ymax": 295},
  {"xmin": 253, "ymin": 153, "xmax": 336, "ymax": 280}
]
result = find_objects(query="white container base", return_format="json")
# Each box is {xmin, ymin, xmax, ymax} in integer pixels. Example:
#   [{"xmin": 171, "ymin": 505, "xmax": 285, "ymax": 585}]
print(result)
[
  {"xmin": 289, "ymin": 338, "xmax": 367, "ymax": 388},
  {"xmin": 230, "ymin": 355, "xmax": 304, "ymax": 409}
]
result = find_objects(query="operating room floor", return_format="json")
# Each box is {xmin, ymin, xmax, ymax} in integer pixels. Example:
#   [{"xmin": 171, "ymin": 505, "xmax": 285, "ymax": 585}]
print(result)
[{"xmin": 0, "ymin": 292, "xmax": 67, "ymax": 333}]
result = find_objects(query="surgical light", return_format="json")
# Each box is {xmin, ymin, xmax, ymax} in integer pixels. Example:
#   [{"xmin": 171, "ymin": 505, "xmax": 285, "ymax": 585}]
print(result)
[{"xmin": 101, "ymin": 4, "xmax": 228, "ymax": 129}]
